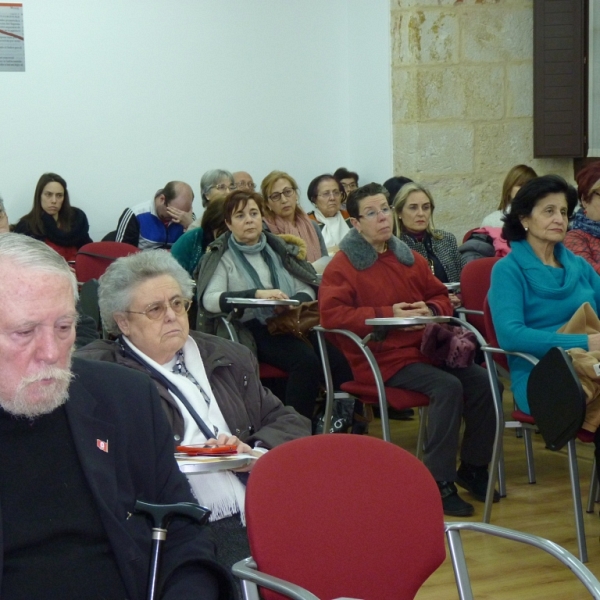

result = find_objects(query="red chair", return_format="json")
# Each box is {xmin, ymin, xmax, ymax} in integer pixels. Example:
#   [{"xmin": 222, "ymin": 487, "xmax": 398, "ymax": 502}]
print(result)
[
  {"xmin": 313, "ymin": 325, "xmax": 429, "ymax": 453},
  {"xmin": 457, "ymin": 256, "xmax": 500, "ymax": 337},
  {"xmin": 235, "ymin": 435, "xmax": 446, "ymax": 600},
  {"xmin": 75, "ymin": 241, "xmax": 140, "ymax": 284},
  {"xmin": 482, "ymin": 296, "xmax": 591, "ymax": 562},
  {"xmin": 232, "ymin": 435, "xmax": 600, "ymax": 600}
]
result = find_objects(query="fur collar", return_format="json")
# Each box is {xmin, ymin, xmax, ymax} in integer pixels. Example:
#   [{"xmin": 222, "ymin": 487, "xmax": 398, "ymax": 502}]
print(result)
[{"xmin": 339, "ymin": 227, "xmax": 414, "ymax": 270}]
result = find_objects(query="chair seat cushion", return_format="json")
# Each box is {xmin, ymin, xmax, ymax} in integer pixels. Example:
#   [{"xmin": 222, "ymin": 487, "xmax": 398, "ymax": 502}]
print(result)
[
  {"xmin": 340, "ymin": 381, "xmax": 429, "ymax": 410},
  {"xmin": 511, "ymin": 409, "xmax": 536, "ymax": 425}
]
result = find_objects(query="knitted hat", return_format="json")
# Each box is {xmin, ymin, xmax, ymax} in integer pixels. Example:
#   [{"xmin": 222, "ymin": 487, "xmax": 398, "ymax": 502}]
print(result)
[{"xmin": 576, "ymin": 162, "xmax": 600, "ymax": 203}]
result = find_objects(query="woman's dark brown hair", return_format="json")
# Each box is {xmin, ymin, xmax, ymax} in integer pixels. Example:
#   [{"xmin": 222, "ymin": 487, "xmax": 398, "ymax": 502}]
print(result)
[
  {"xmin": 20, "ymin": 172, "xmax": 74, "ymax": 236},
  {"xmin": 223, "ymin": 190, "xmax": 264, "ymax": 224}
]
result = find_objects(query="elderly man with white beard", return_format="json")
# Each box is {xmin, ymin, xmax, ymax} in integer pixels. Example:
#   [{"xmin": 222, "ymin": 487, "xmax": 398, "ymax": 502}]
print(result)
[{"xmin": 0, "ymin": 233, "xmax": 233, "ymax": 600}]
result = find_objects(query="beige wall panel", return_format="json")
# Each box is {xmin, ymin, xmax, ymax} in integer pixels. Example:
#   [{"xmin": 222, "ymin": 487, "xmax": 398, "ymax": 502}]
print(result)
[
  {"xmin": 392, "ymin": 68, "xmax": 419, "ymax": 122},
  {"xmin": 461, "ymin": 7, "xmax": 533, "ymax": 63},
  {"xmin": 393, "ymin": 122, "xmax": 474, "ymax": 175},
  {"xmin": 506, "ymin": 63, "xmax": 534, "ymax": 118},
  {"xmin": 395, "ymin": 10, "xmax": 459, "ymax": 65},
  {"xmin": 417, "ymin": 65, "xmax": 504, "ymax": 120}
]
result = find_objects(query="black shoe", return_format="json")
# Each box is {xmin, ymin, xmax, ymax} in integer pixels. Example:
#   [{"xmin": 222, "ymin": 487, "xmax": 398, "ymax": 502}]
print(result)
[
  {"xmin": 437, "ymin": 481, "xmax": 474, "ymax": 517},
  {"xmin": 456, "ymin": 463, "xmax": 500, "ymax": 503}
]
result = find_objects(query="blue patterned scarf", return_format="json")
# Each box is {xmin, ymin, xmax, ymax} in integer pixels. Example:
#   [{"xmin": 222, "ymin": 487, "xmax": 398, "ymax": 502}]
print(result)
[{"xmin": 571, "ymin": 210, "xmax": 600, "ymax": 239}]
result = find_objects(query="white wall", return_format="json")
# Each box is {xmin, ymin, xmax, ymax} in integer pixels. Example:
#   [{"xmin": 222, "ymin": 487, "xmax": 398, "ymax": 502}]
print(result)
[{"xmin": 0, "ymin": 0, "xmax": 391, "ymax": 240}]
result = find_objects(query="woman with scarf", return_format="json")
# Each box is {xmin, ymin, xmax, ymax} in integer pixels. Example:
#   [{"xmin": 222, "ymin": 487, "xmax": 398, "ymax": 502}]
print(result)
[
  {"xmin": 261, "ymin": 170, "xmax": 328, "ymax": 263},
  {"xmin": 76, "ymin": 249, "xmax": 311, "ymax": 571},
  {"xmin": 198, "ymin": 189, "xmax": 351, "ymax": 422},
  {"xmin": 564, "ymin": 162, "xmax": 600, "ymax": 274},
  {"xmin": 306, "ymin": 173, "xmax": 350, "ymax": 255},
  {"xmin": 15, "ymin": 172, "xmax": 92, "ymax": 261},
  {"xmin": 393, "ymin": 182, "xmax": 464, "ymax": 308},
  {"xmin": 489, "ymin": 175, "xmax": 600, "ymax": 414}
]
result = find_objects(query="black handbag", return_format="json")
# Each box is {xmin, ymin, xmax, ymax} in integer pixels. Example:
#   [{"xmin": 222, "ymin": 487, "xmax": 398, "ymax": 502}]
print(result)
[{"xmin": 527, "ymin": 347, "xmax": 586, "ymax": 451}]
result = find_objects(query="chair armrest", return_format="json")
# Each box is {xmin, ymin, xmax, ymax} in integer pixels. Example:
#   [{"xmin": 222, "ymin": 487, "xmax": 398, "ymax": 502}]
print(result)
[
  {"xmin": 455, "ymin": 308, "xmax": 484, "ymax": 317},
  {"xmin": 313, "ymin": 325, "xmax": 391, "ymax": 438},
  {"xmin": 479, "ymin": 345, "xmax": 538, "ymax": 366},
  {"xmin": 232, "ymin": 557, "xmax": 320, "ymax": 600},
  {"xmin": 444, "ymin": 522, "xmax": 600, "ymax": 599}
]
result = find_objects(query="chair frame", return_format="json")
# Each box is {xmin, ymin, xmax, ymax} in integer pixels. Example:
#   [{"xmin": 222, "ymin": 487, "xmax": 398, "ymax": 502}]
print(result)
[
  {"xmin": 479, "ymin": 340, "xmax": 590, "ymax": 562},
  {"xmin": 445, "ymin": 521, "xmax": 600, "ymax": 600},
  {"xmin": 314, "ymin": 317, "xmax": 489, "ymax": 463},
  {"xmin": 233, "ymin": 521, "xmax": 600, "ymax": 600}
]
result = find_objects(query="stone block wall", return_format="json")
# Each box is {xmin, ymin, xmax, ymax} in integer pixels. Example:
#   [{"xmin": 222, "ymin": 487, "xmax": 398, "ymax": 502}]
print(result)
[{"xmin": 390, "ymin": 0, "xmax": 574, "ymax": 241}]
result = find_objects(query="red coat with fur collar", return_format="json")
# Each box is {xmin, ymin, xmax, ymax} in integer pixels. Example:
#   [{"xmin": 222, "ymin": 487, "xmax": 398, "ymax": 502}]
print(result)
[{"xmin": 319, "ymin": 229, "xmax": 452, "ymax": 385}]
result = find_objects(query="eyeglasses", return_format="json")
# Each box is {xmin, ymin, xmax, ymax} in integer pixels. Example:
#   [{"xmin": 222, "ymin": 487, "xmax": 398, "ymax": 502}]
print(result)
[
  {"xmin": 342, "ymin": 182, "xmax": 358, "ymax": 192},
  {"xmin": 317, "ymin": 190, "xmax": 342, "ymax": 200},
  {"xmin": 268, "ymin": 187, "xmax": 295, "ymax": 202},
  {"xmin": 212, "ymin": 183, "xmax": 236, "ymax": 192},
  {"xmin": 236, "ymin": 181, "xmax": 256, "ymax": 191},
  {"xmin": 125, "ymin": 297, "xmax": 192, "ymax": 320},
  {"xmin": 358, "ymin": 206, "xmax": 392, "ymax": 221}
]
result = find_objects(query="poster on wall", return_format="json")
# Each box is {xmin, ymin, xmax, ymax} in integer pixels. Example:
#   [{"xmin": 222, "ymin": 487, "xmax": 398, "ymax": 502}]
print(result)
[{"xmin": 0, "ymin": 2, "xmax": 24, "ymax": 72}]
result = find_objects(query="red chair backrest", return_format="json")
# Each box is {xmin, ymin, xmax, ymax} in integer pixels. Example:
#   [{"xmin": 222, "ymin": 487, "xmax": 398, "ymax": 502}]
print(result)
[
  {"xmin": 245, "ymin": 435, "xmax": 446, "ymax": 600},
  {"xmin": 462, "ymin": 227, "xmax": 480, "ymax": 244},
  {"xmin": 460, "ymin": 256, "xmax": 501, "ymax": 337},
  {"xmin": 483, "ymin": 295, "xmax": 509, "ymax": 371},
  {"xmin": 75, "ymin": 242, "xmax": 140, "ymax": 284}
]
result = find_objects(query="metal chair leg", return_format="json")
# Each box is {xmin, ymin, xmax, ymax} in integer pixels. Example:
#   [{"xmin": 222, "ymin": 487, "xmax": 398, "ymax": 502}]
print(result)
[
  {"xmin": 587, "ymin": 457, "xmax": 599, "ymax": 514},
  {"xmin": 415, "ymin": 406, "xmax": 428, "ymax": 460},
  {"xmin": 523, "ymin": 428, "xmax": 536, "ymax": 484},
  {"xmin": 567, "ymin": 439, "xmax": 588, "ymax": 563},
  {"xmin": 498, "ymin": 451, "xmax": 507, "ymax": 498}
]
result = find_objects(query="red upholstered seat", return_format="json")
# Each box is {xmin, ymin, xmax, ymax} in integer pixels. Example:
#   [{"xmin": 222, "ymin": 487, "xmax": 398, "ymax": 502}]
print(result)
[
  {"xmin": 340, "ymin": 381, "xmax": 428, "ymax": 410},
  {"xmin": 243, "ymin": 434, "xmax": 446, "ymax": 600},
  {"xmin": 511, "ymin": 409, "xmax": 536, "ymax": 426},
  {"xmin": 258, "ymin": 363, "xmax": 288, "ymax": 379},
  {"xmin": 75, "ymin": 241, "xmax": 140, "ymax": 284},
  {"xmin": 460, "ymin": 257, "xmax": 500, "ymax": 337}
]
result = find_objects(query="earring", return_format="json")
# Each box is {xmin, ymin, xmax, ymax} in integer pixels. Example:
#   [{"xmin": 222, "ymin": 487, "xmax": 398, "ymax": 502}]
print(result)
[{"xmin": 524, "ymin": 226, "xmax": 528, "ymax": 231}]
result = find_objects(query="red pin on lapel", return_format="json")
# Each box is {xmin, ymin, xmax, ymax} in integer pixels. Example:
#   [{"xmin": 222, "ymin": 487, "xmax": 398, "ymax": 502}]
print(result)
[{"xmin": 97, "ymin": 439, "xmax": 109, "ymax": 453}]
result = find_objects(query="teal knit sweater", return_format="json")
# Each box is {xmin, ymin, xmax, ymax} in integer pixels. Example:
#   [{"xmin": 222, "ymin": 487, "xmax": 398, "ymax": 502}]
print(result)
[{"xmin": 489, "ymin": 240, "xmax": 600, "ymax": 413}]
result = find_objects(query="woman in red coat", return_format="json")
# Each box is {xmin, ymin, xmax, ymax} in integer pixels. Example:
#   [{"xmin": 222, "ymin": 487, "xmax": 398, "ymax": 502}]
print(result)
[{"xmin": 319, "ymin": 182, "xmax": 496, "ymax": 518}]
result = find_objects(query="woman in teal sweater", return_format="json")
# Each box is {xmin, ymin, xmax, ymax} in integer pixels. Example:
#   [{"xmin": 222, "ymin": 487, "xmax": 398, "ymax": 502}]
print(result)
[{"xmin": 489, "ymin": 175, "xmax": 600, "ymax": 414}]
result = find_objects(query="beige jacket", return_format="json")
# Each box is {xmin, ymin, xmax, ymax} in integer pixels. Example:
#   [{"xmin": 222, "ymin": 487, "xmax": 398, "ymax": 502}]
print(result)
[{"xmin": 558, "ymin": 302, "xmax": 600, "ymax": 432}]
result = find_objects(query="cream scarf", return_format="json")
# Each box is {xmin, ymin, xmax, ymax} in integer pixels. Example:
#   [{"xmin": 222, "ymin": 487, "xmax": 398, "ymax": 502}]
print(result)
[
  {"xmin": 122, "ymin": 336, "xmax": 247, "ymax": 523},
  {"xmin": 312, "ymin": 207, "xmax": 350, "ymax": 250}
]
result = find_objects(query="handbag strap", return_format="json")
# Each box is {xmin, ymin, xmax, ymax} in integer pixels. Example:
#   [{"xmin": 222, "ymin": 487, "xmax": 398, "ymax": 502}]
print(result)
[{"xmin": 119, "ymin": 339, "xmax": 215, "ymax": 440}]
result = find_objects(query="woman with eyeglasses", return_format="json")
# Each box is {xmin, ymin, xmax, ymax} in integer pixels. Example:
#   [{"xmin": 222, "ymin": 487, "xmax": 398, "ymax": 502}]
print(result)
[
  {"xmin": 76, "ymin": 249, "xmax": 311, "ymax": 571},
  {"xmin": 14, "ymin": 172, "xmax": 92, "ymax": 262},
  {"xmin": 199, "ymin": 169, "xmax": 235, "ymax": 208},
  {"xmin": 306, "ymin": 174, "xmax": 351, "ymax": 255},
  {"xmin": 392, "ymin": 182, "xmax": 464, "ymax": 308},
  {"xmin": 564, "ymin": 163, "xmax": 600, "ymax": 274},
  {"xmin": 319, "ymin": 182, "xmax": 496, "ymax": 517},
  {"xmin": 261, "ymin": 171, "xmax": 328, "ymax": 263},
  {"xmin": 197, "ymin": 189, "xmax": 352, "ymax": 422}
]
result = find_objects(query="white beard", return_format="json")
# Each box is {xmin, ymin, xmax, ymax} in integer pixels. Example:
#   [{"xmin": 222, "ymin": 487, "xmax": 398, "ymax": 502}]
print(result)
[{"xmin": 0, "ymin": 354, "xmax": 74, "ymax": 418}]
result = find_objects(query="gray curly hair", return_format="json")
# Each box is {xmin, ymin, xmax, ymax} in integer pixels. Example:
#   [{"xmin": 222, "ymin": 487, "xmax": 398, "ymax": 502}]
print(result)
[{"xmin": 98, "ymin": 250, "xmax": 194, "ymax": 335}]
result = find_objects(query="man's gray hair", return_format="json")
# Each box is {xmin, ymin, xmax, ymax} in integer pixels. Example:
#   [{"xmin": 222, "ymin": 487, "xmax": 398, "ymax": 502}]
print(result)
[
  {"xmin": 98, "ymin": 250, "xmax": 194, "ymax": 335},
  {"xmin": 0, "ymin": 233, "xmax": 78, "ymax": 300}
]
